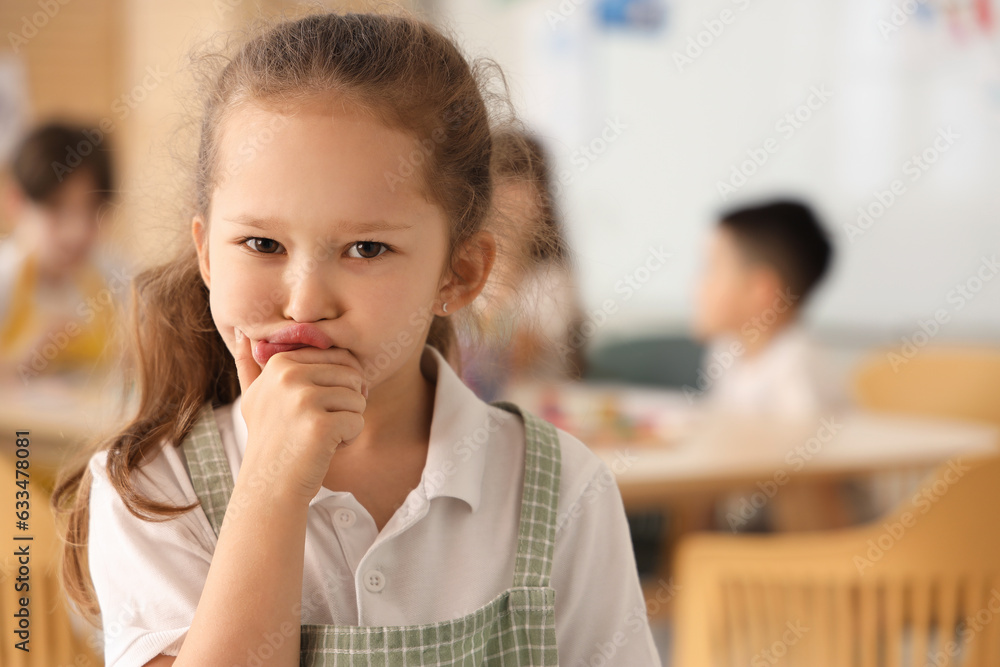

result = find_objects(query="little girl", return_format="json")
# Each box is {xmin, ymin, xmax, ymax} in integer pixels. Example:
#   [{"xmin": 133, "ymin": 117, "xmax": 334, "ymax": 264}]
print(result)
[{"xmin": 52, "ymin": 11, "xmax": 660, "ymax": 666}]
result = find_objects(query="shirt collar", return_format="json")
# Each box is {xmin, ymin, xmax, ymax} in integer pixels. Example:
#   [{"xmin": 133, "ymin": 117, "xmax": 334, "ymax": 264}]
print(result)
[{"xmin": 231, "ymin": 343, "xmax": 493, "ymax": 513}]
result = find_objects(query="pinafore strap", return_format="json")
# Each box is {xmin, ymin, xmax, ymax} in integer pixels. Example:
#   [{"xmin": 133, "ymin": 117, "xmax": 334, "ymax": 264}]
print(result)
[
  {"xmin": 181, "ymin": 401, "xmax": 234, "ymax": 537},
  {"xmin": 487, "ymin": 400, "xmax": 561, "ymax": 589}
]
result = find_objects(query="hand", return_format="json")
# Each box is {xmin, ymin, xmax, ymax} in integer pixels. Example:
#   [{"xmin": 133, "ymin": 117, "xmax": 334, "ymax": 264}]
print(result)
[{"xmin": 230, "ymin": 327, "xmax": 368, "ymax": 506}]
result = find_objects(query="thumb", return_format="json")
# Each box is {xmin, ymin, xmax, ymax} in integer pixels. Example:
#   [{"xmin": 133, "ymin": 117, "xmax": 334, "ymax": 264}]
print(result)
[{"xmin": 231, "ymin": 326, "xmax": 261, "ymax": 394}]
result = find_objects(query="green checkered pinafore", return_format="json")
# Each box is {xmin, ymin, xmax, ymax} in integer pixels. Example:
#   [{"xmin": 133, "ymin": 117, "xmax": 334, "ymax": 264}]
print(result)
[{"xmin": 181, "ymin": 398, "xmax": 562, "ymax": 666}]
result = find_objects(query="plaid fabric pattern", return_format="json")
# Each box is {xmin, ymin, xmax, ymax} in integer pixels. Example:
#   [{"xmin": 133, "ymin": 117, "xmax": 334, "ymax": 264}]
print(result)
[
  {"xmin": 181, "ymin": 398, "xmax": 562, "ymax": 666},
  {"xmin": 181, "ymin": 401, "xmax": 234, "ymax": 537}
]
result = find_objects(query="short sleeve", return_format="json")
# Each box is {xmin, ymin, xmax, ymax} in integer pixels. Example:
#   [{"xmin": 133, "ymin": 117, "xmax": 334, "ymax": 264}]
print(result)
[
  {"xmin": 549, "ymin": 456, "xmax": 664, "ymax": 666},
  {"xmin": 87, "ymin": 449, "xmax": 214, "ymax": 667}
]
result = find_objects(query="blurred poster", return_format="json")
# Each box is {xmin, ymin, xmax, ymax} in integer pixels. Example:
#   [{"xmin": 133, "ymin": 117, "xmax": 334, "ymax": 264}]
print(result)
[
  {"xmin": 594, "ymin": 0, "xmax": 668, "ymax": 33},
  {"xmin": 519, "ymin": 0, "xmax": 607, "ymax": 150}
]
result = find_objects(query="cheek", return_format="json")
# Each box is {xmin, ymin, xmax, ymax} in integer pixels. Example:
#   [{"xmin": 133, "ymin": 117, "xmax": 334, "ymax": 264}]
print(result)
[
  {"xmin": 722, "ymin": 277, "xmax": 757, "ymax": 325},
  {"xmin": 698, "ymin": 270, "xmax": 726, "ymax": 309},
  {"xmin": 351, "ymin": 261, "xmax": 442, "ymax": 361},
  {"xmin": 716, "ymin": 274, "xmax": 742, "ymax": 307},
  {"xmin": 698, "ymin": 270, "xmax": 742, "ymax": 322},
  {"xmin": 366, "ymin": 268, "xmax": 437, "ymax": 332},
  {"xmin": 207, "ymin": 279, "xmax": 238, "ymax": 339},
  {"xmin": 207, "ymin": 255, "xmax": 278, "ymax": 328}
]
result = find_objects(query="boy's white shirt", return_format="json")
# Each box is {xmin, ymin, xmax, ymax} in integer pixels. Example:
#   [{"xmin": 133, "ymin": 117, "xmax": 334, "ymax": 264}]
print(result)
[
  {"xmin": 87, "ymin": 343, "xmax": 662, "ymax": 666},
  {"xmin": 700, "ymin": 321, "xmax": 843, "ymax": 417}
]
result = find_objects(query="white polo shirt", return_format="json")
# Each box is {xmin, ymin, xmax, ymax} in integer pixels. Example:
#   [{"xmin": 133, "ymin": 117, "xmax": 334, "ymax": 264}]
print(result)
[
  {"xmin": 700, "ymin": 322, "xmax": 845, "ymax": 417},
  {"xmin": 87, "ymin": 344, "xmax": 662, "ymax": 666}
]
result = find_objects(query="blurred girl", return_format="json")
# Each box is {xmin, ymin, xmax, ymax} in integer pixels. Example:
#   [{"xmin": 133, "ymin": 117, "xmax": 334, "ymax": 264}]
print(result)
[{"xmin": 459, "ymin": 131, "xmax": 586, "ymax": 401}]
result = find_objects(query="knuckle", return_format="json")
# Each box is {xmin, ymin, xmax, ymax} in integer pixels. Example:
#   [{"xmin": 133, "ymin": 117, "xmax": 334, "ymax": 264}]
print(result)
[
  {"xmin": 274, "ymin": 360, "xmax": 296, "ymax": 383},
  {"xmin": 341, "ymin": 412, "xmax": 365, "ymax": 439},
  {"xmin": 343, "ymin": 370, "xmax": 362, "ymax": 393},
  {"xmin": 332, "ymin": 386, "xmax": 365, "ymax": 412},
  {"xmin": 291, "ymin": 385, "xmax": 314, "ymax": 411}
]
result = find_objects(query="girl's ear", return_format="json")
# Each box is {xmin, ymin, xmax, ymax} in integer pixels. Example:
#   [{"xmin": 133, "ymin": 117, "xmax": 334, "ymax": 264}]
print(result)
[
  {"xmin": 436, "ymin": 230, "xmax": 497, "ymax": 315},
  {"xmin": 191, "ymin": 215, "xmax": 211, "ymax": 289}
]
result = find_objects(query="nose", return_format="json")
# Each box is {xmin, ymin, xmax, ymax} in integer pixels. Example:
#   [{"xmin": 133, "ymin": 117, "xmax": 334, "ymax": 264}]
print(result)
[{"xmin": 281, "ymin": 255, "xmax": 338, "ymax": 323}]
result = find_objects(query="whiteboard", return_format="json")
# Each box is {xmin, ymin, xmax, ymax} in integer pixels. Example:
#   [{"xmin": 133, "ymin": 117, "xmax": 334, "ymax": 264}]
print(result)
[{"xmin": 431, "ymin": 0, "xmax": 1000, "ymax": 344}]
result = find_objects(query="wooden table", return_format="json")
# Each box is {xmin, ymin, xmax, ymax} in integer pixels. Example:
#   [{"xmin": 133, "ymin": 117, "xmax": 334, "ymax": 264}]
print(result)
[
  {"xmin": 504, "ymin": 380, "xmax": 1000, "ymax": 610},
  {"xmin": 502, "ymin": 381, "xmax": 1000, "ymax": 508},
  {"xmin": 0, "ymin": 373, "xmax": 134, "ymax": 489}
]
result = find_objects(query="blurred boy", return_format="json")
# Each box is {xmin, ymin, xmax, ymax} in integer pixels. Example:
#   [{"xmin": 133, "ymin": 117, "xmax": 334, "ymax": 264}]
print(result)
[
  {"xmin": 691, "ymin": 199, "xmax": 858, "ymax": 531},
  {"xmin": 692, "ymin": 199, "xmax": 840, "ymax": 416},
  {"xmin": 0, "ymin": 122, "xmax": 123, "ymax": 381}
]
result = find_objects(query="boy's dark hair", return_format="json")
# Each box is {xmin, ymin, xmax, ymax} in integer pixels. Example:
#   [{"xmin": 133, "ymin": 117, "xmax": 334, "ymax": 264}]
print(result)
[
  {"xmin": 718, "ymin": 199, "xmax": 833, "ymax": 304},
  {"xmin": 10, "ymin": 122, "xmax": 114, "ymax": 204}
]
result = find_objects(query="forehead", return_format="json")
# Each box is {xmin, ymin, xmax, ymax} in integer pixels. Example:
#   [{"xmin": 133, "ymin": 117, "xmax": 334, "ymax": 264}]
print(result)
[
  {"xmin": 707, "ymin": 226, "xmax": 752, "ymax": 267},
  {"xmin": 210, "ymin": 99, "xmax": 434, "ymax": 225},
  {"xmin": 709, "ymin": 226, "xmax": 737, "ymax": 252}
]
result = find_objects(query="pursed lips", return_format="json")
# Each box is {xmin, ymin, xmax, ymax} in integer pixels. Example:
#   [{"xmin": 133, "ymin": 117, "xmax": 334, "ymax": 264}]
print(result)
[{"xmin": 250, "ymin": 323, "xmax": 335, "ymax": 366}]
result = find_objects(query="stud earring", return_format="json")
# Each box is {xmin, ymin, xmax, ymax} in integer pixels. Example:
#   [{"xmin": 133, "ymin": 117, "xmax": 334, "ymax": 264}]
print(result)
[{"xmin": 442, "ymin": 302, "xmax": 449, "ymax": 314}]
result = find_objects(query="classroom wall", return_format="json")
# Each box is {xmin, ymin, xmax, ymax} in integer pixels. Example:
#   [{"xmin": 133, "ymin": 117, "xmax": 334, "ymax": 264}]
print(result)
[
  {"xmin": 4, "ymin": 0, "xmax": 997, "ymax": 350},
  {"xmin": 428, "ymin": 0, "xmax": 1000, "ymax": 347},
  {"xmin": 0, "ymin": 0, "xmax": 120, "ymax": 235}
]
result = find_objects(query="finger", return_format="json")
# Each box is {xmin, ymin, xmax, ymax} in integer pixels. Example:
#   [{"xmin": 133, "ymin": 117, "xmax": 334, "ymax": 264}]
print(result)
[
  {"xmin": 313, "ymin": 385, "xmax": 368, "ymax": 415},
  {"xmin": 275, "ymin": 345, "xmax": 364, "ymax": 374},
  {"xmin": 292, "ymin": 364, "xmax": 366, "ymax": 395},
  {"xmin": 274, "ymin": 346, "xmax": 368, "ymax": 396},
  {"xmin": 231, "ymin": 326, "xmax": 261, "ymax": 394},
  {"xmin": 337, "ymin": 411, "xmax": 366, "ymax": 447}
]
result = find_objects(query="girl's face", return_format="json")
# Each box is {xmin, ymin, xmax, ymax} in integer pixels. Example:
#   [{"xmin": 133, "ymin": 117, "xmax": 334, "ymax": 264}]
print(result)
[{"xmin": 193, "ymin": 100, "xmax": 454, "ymax": 386}]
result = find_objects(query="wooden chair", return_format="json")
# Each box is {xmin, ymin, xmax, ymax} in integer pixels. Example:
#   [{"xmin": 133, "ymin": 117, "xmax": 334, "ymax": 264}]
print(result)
[
  {"xmin": 853, "ymin": 346, "xmax": 1000, "ymax": 519},
  {"xmin": 673, "ymin": 346, "xmax": 1000, "ymax": 666},
  {"xmin": 853, "ymin": 347, "xmax": 1000, "ymax": 428},
  {"xmin": 674, "ymin": 455, "xmax": 1000, "ymax": 666},
  {"xmin": 1, "ymin": 452, "xmax": 102, "ymax": 667}
]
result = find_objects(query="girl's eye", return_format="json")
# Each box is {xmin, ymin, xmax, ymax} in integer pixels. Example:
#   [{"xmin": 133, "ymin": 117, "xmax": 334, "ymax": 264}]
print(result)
[
  {"xmin": 241, "ymin": 237, "xmax": 284, "ymax": 254},
  {"xmin": 348, "ymin": 241, "xmax": 389, "ymax": 260}
]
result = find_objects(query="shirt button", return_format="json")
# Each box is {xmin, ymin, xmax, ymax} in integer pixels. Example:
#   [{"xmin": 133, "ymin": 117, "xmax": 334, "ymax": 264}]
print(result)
[
  {"xmin": 333, "ymin": 508, "xmax": 356, "ymax": 528},
  {"xmin": 363, "ymin": 570, "xmax": 385, "ymax": 593}
]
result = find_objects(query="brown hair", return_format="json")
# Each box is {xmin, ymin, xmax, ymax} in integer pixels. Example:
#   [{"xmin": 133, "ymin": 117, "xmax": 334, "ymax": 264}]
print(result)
[
  {"xmin": 486, "ymin": 129, "xmax": 586, "ymax": 379},
  {"xmin": 11, "ymin": 122, "xmax": 115, "ymax": 204},
  {"xmin": 51, "ymin": 8, "xmax": 559, "ymax": 626},
  {"xmin": 493, "ymin": 130, "xmax": 568, "ymax": 263}
]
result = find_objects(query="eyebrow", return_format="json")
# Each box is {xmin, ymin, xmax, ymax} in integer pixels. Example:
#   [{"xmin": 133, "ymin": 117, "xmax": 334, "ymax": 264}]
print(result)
[{"xmin": 224, "ymin": 214, "xmax": 414, "ymax": 235}]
